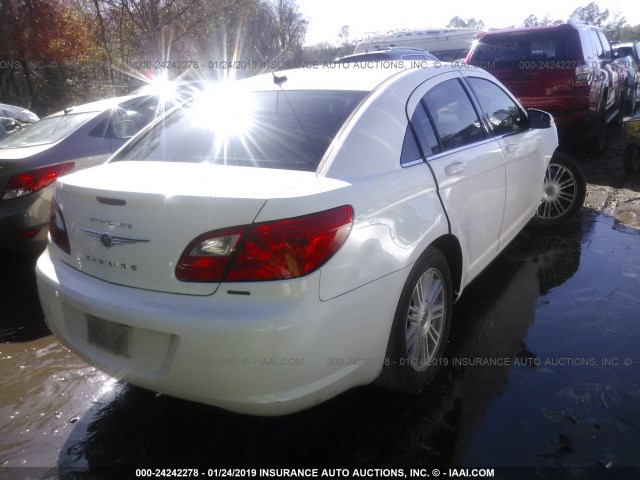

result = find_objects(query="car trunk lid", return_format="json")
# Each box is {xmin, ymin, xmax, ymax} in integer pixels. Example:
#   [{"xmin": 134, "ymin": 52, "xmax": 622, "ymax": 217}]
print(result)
[{"xmin": 53, "ymin": 161, "xmax": 320, "ymax": 295}]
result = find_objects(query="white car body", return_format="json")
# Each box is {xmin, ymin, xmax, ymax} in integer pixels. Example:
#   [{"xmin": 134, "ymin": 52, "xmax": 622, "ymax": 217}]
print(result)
[{"xmin": 36, "ymin": 65, "xmax": 558, "ymax": 415}]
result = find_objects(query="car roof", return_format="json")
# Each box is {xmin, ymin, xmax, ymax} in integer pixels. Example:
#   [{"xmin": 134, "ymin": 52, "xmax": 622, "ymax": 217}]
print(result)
[
  {"xmin": 336, "ymin": 48, "xmax": 438, "ymax": 63},
  {"xmin": 234, "ymin": 65, "xmax": 436, "ymax": 92},
  {"xmin": 480, "ymin": 22, "xmax": 583, "ymax": 38},
  {"xmin": 47, "ymin": 94, "xmax": 151, "ymax": 118}
]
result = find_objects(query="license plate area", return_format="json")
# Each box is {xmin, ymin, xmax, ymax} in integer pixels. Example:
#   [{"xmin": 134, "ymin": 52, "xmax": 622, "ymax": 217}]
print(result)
[{"xmin": 87, "ymin": 315, "xmax": 131, "ymax": 358}]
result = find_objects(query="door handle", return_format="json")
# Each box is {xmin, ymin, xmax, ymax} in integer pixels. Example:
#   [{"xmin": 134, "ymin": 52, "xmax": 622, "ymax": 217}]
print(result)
[
  {"xmin": 445, "ymin": 162, "xmax": 466, "ymax": 176},
  {"xmin": 505, "ymin": 144, "xmax": 519, "ymax": 153}
]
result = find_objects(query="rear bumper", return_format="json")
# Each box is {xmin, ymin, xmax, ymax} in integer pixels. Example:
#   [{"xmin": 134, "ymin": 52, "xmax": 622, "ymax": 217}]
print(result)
[
  {"xmin": 35, "ymin": 248, "xmax": 405, "ymax": 415},
  {"xmin": 518, "ymin": 94, "xmax": 593, "ymax": 129}
]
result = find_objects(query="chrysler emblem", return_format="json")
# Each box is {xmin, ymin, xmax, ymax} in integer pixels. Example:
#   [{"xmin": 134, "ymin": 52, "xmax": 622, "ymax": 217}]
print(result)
[
  {"xmin": 100, "ymin": 233, "xmax": 114, "ymax": 248},
  {"xmin": 80, "ymin": 227, "xmax": 150, "ymax": 248}
]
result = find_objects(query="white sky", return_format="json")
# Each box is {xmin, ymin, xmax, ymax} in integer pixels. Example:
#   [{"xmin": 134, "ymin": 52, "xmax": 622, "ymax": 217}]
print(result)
[{"xmin": 297, "ymin": 0, "xmax": 639, "ymax": 46}]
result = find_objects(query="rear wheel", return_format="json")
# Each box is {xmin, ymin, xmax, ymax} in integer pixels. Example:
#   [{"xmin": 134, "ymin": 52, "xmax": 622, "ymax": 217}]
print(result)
[
  {"xmin": 533, "ymin": 152, "xmax": 586, "ymax": 227},
  {"xmin": 377, "ymin": 247, "xmax": 452, "ymax": 393},
  {"xmin": 624, "ymin": 145, "xmax": 640, "ymax": 174}
]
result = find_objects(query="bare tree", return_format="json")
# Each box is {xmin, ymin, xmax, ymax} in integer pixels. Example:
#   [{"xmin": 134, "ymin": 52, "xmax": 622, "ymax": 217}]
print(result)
[
  {"xmin": 92, "ymin": 0, "xmax": 114, "ymax": 83},
  {"xmin": 273, "ymin": 0, "xmax": 307, "ymax": 57},
  {"xmin": 102, "ymin": 0, "xmax": 205, "ymax": 60}
]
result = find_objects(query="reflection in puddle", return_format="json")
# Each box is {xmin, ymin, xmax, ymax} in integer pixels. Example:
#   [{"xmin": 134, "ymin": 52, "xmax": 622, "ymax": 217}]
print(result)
[
  {"xmin": 0, "ymin": 337, "xmax": 121, "ymax": 468},
  {"xmin": 0, "ymin": 211, "xmax": 638, "ymax": 474},
  {"xmin": 459, "ymin": 212, "xmax": 640, "ymax": 469}
]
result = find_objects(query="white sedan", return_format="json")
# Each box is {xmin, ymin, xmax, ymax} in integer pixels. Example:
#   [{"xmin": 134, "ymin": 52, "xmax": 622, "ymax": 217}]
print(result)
[{"xmin": 36, "ymin": 64, "xmax": 578, "ymax": 415}]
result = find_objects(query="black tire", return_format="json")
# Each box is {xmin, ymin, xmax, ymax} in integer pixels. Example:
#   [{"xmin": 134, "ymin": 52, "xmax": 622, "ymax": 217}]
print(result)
[
  {"xmin": 377, "ymin": 247, "xmax": 452, "ymax": 393},
  {"xmin": 533, "ymin": 152, "xmax": 586, "ymax": 227},
  {"xmin": 614, "ymin": 84, "xmax": 634, "ymax": 127},
  {"xmin": 624, "ymin": 144, "xmax": 640, "ymax": 174}
]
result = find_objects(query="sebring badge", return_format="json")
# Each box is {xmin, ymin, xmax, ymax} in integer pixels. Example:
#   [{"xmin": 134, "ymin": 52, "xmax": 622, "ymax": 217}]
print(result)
[{"xmin": 79, "ymin": 227, "xmax": 150, "ymax": 248}]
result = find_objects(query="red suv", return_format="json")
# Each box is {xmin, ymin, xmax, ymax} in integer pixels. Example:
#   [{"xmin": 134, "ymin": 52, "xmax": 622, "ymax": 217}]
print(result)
[{"xmin": 466, "ymin": 20, "xmax": 623, "ymax": 150}]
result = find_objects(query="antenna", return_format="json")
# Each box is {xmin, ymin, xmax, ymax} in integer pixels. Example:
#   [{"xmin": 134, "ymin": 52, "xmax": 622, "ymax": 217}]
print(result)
[{"xmin": 272, "ymin": 72, "xmax": 288, "ymax": 86}]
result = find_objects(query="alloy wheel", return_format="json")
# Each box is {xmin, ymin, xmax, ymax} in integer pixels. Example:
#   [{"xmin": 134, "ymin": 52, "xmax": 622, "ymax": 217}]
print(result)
[
  {"xmin": 538, "ymin": 163, "xmax": 579, "ymax": 220},
  {"xmin": 405, "ymin": 268, "xmax": 446, "ymax": 372}
]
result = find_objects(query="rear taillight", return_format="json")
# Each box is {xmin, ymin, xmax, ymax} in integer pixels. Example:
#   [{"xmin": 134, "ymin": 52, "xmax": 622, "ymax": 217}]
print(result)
[
  {"xmin": 176, "ymin": 205, "xmax": 354, "ymax": 283},
  {"xmin": 176, "ymin": 226, "xmax": 247, "ymax": 282},
  {"xmin": 574, "ymin": 64, "xmax": 592, "ymax": 88},
  {"xmin": 2, "ymin": 162, "xmax": 74, "ymax": 200},
  {"xmin": 49, "ymin": 197, "xmax": 71, "ymax": 254},
  {"xmin": 13, "ymin": 228, "xmax": 41, "ymax": 240}
]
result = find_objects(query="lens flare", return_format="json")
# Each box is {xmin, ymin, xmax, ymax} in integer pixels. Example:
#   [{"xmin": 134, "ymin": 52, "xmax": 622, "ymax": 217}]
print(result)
[{"xmin": 189, "ymin": 83, "xmax": 255, "ymax": 139}]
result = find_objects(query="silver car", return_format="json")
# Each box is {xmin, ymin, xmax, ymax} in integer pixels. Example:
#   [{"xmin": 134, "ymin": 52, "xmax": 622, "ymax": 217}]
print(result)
[
  {"xmin": 0, "ymin": 94, "xmax": 173, "ymax": 253},
  {"xmin": 0, "ymin": 102, "xmax": 39, "ymax": 124},
  {"xmin": 613, "ymin": 41, "xmax": 640, "ymax": 115}
]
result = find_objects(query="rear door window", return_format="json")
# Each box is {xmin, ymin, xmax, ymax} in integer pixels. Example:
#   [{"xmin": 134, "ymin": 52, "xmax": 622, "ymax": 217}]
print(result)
[
  {"xmin": 422, "ymin": 79, "xmax": 485, "ymax": 152},
  {"xmin": 466, "ymin": 77, "xmax": 527, "ymax": 136},
  {"xmin": 401, "ymin": 103, "xmax": 440, "ymax": 164}
]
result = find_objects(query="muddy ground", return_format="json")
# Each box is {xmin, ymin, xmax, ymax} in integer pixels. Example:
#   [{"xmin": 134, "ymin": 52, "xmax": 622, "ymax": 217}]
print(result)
[{"xmin": 581, "ymin": 125, "xmax": 640, "ymax": 229}]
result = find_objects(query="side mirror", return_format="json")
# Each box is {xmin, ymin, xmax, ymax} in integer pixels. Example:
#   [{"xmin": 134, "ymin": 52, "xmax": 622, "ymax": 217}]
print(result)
[{"xmin": 528, "ymin": 109, "xmax": 553, "ymax": 129}]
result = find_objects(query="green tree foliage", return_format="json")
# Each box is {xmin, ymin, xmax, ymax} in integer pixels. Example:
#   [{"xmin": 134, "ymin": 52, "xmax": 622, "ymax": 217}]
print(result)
[
  {"xmin": 0, "ymin": 0, "xmax": 104, "ymax": 112},
  {"xmin": 522, "ymin": 3, "xmax": 635, "ymax": 41},
  {"xmin": 522, "ymin": 14, "xmax": 563, "ymax": 27},
  {"xmin": 570, "ymin": 2, "xmax": 628, "ymax": 39},
  {"xmin": 570, "ymin": 2, "xmax": 610, "ymax": 27},
  {"xmin": 447, "ymin": 16, "xmax": 485, "ymax": 30}
]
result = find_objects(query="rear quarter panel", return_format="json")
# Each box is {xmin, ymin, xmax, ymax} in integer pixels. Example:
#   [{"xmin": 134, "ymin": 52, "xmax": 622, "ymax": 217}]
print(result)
[{"xmin": 261, "ymin": 71, "xmax": 450, "ymax": 301}]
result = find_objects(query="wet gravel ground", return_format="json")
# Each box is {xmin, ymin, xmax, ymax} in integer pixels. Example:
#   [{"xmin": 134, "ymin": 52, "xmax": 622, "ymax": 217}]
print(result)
[
  {"xmin": 581, "ymin": 126, "xmax": 640, "ymax": 228},
  {"xmin": 0, "ymin": 127, "xmax": 639, "ymax": 479}
]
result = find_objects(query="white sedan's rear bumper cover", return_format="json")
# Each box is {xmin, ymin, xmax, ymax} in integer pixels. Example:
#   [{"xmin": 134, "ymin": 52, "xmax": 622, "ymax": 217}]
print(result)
[{"xmin": 36, "ymin": 248, "xmax": 407, "ymax": 415}]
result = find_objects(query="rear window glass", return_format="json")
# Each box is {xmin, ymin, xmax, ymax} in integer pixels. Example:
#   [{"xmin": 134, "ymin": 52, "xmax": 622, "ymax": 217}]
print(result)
[
  {"xmin": 114, "ymin": 89, "xmax": 367, "ymax": 171},
  {"xmin": 0, "ymin": 112, "xmax": 96, "ymax": 148},
  {"xmin": 615, "ymin": 46, "xmax": 633, "ymax": 57},
  {"xmin": 470, "ymin": 33, "xmax": 579, "ymax": 67}
]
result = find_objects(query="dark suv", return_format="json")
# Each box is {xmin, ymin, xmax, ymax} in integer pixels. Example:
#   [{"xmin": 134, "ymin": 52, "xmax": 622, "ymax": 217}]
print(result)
[{"xmin": 466, "ymin": 20, "xmax": 623, "ymax": 149}]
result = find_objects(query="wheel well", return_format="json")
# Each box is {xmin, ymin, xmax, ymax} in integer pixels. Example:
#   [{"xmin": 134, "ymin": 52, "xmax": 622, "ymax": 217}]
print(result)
[{"xmin": 431, "ymin": 234, "xmax": 463, "ymax": 301}]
